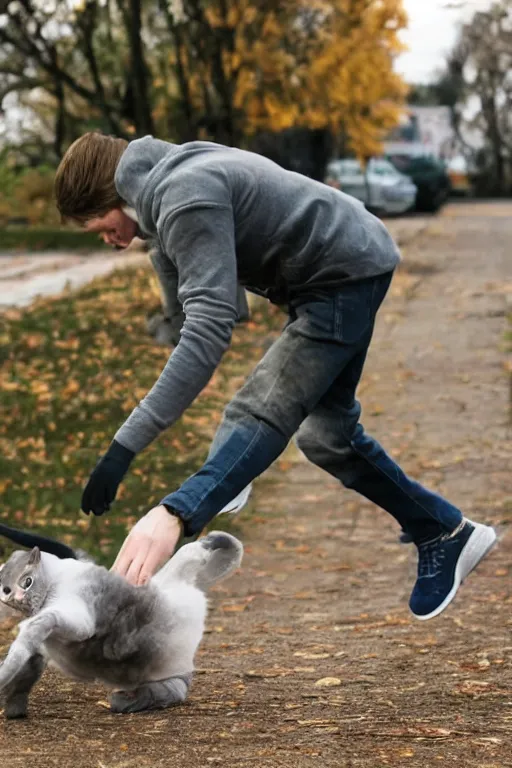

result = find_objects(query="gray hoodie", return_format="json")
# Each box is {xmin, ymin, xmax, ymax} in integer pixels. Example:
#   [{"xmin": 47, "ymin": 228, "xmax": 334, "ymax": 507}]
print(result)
[{"xmin": 113, "ymin": 137, "xmax": 400, "ymax": 453}]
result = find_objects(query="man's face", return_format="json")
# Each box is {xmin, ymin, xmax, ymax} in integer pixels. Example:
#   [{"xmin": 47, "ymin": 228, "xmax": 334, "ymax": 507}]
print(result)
[{"xmin": 85, "ymin": 208, "xmax": 137, "ymax": 249}]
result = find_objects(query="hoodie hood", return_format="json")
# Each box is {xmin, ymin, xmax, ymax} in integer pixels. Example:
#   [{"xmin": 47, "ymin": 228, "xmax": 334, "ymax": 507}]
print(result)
[{"xmin": 115, "ymin": 136, "xmax": 178, "ymax": 232}]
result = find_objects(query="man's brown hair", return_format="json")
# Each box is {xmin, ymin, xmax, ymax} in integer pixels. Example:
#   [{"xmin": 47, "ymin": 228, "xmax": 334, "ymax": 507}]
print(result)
[{"xmin": 54, "ymin": 132, "xmax": 129, "ymax": 223}]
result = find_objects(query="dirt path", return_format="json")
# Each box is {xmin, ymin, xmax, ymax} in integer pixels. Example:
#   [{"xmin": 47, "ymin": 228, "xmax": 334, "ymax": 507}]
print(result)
[
  {"xmin": 1, "ymin": 203, "xmax": 511, "ymax": 767},
  {"xmin": 0, "ymin": 243, "xmax": 147, "ymax": 309}
]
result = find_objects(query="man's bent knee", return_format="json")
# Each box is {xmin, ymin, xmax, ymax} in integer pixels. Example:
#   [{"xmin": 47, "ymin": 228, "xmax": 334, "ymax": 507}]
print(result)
[{"xmin": 295, "ymin": 421, "xmax": 363, "ymax": 486}]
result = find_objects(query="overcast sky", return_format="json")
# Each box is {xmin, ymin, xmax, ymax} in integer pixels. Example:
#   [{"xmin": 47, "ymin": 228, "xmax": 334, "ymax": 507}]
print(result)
[{"xmin": 396, "ymin": 0, "xmax": 493, "ymax": 83}]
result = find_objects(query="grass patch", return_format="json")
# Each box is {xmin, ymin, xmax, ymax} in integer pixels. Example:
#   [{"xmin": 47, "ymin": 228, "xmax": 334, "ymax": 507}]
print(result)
[
  {"xmin": 0, "ymin": 266, "xmax": 283, "ymax": 564},
  {"xmin": 0, "ymin": 227, "xmax": 107, "ymax": 252}
]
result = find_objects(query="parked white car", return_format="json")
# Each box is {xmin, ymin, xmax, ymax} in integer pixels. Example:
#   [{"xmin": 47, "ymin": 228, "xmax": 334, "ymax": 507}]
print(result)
[{"xmin": 325, "ymin": 157, "xmax": 417, "ymax": 215}]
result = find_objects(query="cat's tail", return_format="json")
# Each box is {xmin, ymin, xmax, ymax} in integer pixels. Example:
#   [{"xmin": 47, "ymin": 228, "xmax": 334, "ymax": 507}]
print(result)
[
  {"xmin": 0, "ymin": 523, "xmax": 77, "ymax": 560},
  {"xmin": 153, "ymin": 532, "xmax": 243, "ymax": 592}
]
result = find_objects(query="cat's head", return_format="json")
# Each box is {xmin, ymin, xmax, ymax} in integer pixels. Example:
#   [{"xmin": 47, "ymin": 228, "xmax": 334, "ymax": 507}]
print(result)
[{"xmin": 0, "ymin": 548, "xmax": 48, "ymax": 616}]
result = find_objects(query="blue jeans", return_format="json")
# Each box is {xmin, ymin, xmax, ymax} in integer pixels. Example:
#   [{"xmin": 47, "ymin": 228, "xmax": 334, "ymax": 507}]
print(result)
[{"xmin": 162, "ymin": 272, "xmax": 463, "ymax": 541}]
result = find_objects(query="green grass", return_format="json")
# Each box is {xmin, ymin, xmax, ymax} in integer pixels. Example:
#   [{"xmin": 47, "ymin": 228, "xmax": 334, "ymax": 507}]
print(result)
[
  {"xmin": 0, "ymin": 227, "xmax": 108, "ymax": 252},
  {"xmin": 0, "ymin": 266, "xmax": 283, "ymax": 564}
]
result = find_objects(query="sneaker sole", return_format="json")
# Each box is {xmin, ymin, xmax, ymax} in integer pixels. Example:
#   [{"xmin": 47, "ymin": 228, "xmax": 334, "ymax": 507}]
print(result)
[
  {"xmin": 216, "ymin": 484, "xmax": 253, "ymax": 517},
  {"xmin": 414, "ymin": 522, "xmax": 497, "ymax": 621}
]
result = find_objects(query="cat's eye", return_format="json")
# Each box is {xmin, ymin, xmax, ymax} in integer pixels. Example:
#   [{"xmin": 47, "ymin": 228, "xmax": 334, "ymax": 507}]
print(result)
[{"xmin": 20, "ymin": 577, "xmax": 33, "ymax": 590}]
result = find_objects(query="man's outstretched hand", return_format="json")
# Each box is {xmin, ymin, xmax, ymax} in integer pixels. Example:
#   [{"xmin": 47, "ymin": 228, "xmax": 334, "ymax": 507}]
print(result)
[
  {"xmin": 81, "ymin": 440, "xmax": 135, "ymax": 516},
  {"xmin": 111, "ymin": 505, "xmax": 183, "ymax": 586}
]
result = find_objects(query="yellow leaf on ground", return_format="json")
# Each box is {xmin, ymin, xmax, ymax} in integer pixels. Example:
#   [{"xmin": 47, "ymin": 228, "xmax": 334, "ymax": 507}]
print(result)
[
  {"xmin": 222, "ymin": 603, "xmax": 248, "ymax": 613},
  {"xmin": 314, "ymin": 677, "xmax": 341, "ymax": 687}
]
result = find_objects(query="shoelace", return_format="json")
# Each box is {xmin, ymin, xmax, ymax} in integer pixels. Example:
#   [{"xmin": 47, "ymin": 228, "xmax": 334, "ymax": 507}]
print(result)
[
  {"xmin": 399, "ymin": 519, "xmax": 466, "ymax": 546},
  {"xmin": 417, "ymin": 538, "xmax": 446, "ymax": 579}
]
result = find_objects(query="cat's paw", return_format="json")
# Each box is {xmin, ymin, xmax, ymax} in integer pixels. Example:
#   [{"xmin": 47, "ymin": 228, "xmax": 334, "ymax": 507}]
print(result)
[
  {"xmin": 110, "ymin": 675, "xmax": 191, "ymax": 714},
  {"xmin": 200, "ymin": 532, "xmax": 238, "ymax": 551},
  {"xmin": 4, "ymin": 694, "xmax": 28, "ymax": 719}
]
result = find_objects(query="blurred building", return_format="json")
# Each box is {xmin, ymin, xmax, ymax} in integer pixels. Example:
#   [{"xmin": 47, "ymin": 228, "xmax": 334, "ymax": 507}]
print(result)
[
  {"xmin": 385, "ymin": 106, "xmax": 471, "ymax": 196},
  {"xmin": 386, "ymin": 106, "xmax": 458, "ymax": 161}
]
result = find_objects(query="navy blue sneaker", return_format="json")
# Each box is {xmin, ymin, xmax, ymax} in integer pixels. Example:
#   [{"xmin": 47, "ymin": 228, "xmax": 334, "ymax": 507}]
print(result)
[{"xmin": 409, "ymin": 519, "xmax": 496, "ymax": 620}]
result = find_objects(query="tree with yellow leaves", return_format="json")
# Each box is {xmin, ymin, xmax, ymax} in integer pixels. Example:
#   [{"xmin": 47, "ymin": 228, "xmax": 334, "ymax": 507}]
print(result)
[
  {"xmin": 0, "ymin": 0, "xmax": 407, "ymax": 164},
  {"xmin": 162, "ymin": 0, "xmax": 408, "ymax": 158}
]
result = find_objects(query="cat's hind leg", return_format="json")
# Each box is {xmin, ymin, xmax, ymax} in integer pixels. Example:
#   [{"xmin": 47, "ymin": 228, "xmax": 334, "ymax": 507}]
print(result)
[
  {"xmin": 152, "ymin": 531, "xmax": 243, "ymax": 592},
  {"xmin": 2, "ymin": 653, "xmax": 46, "ymax": 719},
  {"xmin": 109, "ymin": 673, "xmax": 192, "ymax": 714}
]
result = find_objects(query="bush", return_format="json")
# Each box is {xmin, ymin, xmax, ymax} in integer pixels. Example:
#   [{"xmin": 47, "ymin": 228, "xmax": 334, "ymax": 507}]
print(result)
[
  {"xmin": 0, "ymin": 150, "xmax": 59, "ymax": 227},
  {"xmin": 14, "ymin": 167, "xmax": 60, "ymax": 226},
  {"xmin": 0, "ymin": 228, "xmax": 107, "ymax": 251}
]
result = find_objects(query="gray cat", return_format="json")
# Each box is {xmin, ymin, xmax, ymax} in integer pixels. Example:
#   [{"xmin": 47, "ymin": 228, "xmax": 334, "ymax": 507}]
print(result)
[{"xmin": 0, "ymin": 528, "xmax": 243, "ymax": 719}]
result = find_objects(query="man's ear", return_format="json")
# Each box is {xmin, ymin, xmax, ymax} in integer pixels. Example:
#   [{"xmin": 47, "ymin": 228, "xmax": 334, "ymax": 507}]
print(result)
[{"xmin": 28, "ymin": 547, "xmax": 41, "ymax": 566}]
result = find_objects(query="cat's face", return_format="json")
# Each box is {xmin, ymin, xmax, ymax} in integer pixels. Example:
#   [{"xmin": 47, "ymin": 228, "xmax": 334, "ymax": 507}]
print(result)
[{"xmin": 0, "ymin": 548, "xmax": 47, "ymax": 616}]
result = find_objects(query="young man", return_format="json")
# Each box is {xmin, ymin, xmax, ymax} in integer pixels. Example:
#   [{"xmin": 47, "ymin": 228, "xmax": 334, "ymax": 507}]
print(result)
[{"xmin": 54, "ymin": 133, "xmax": 496, "ymax": 620}]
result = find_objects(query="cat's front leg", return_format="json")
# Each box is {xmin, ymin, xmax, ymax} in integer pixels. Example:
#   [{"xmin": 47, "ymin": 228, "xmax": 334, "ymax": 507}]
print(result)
[
  {"xmin": 0, "ymin": 604, "xmax": 93, "ymax": 692},
  {"xmin": 2, "ymin": 653, "xmax": 46, "ymax": 719},
  {"xmin": 0, "ymin": 638, "xmax": 35, "ymax": 692},
  {"xmin": 110, "ymin": 673, "xmax": 193, "ymax": 714}
]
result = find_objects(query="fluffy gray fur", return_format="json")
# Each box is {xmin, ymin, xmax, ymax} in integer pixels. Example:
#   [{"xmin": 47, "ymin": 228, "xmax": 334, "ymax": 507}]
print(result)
[{"xmin": 0, "ymin": 532, "xmax": 243, "ymax": 718}]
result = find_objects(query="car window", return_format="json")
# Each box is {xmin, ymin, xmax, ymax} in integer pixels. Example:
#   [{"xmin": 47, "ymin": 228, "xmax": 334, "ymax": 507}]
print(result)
[
  {"xmin": 387, "ymin": 154, "xmax": 413, "ymax": 173},
  {"xmin": 338, "ymin": 160, "xmax": 363, "ymax": 177},
  {"xmin": 327, "ymin": 160, "xmax": 343, "ymax": 174},
  {"xmin": 370, "ymin": 159, "xmax": 401, "ymax": 177}
]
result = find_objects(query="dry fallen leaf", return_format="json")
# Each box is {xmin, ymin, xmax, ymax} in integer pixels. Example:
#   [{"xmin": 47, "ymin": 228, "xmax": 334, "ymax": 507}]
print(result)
[
  {"xmin": 245, "ymin": 667, "xmax": 293, "ymax": 679},
  {"xmin": 314, "ymin": 677, "xmax": 342, "ymax": 688},
  {"xmin": 221, "ymin": 603, "xmax": 248, "ymax": 613}
]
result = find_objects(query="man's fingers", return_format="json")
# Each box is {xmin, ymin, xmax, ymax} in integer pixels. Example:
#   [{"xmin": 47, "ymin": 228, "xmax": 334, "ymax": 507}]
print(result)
[
  {"xmin": 111, "ymin": 536, "xmax": 138, "ymax": 576},
  {"xmin": 125, "ymin": 553, "xmax": 147, "ymax": 586},
  {"xmin": 111, "ymin": 507, "xmax": 182, "ymax": 585},
  {"xmin": 137, "ymin": 545, "xmax": 168, "ymax": 586},
  {"xmin": 121, "ymin": 536, "xmax": 151, "ymax": 585}
]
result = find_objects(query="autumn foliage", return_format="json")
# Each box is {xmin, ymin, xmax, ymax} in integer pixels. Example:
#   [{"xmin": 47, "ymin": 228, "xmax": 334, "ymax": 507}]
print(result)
[
  {"xmin": 157, "ymin": 0, "xmax": 408, "ymax": 157},
  {"xmin": 0, "ymin": 270, "xmax": 283, "ymax": 563},
  {"xmin": 0, "ymin": 0, "xmax": 407, "ymax": 162}
]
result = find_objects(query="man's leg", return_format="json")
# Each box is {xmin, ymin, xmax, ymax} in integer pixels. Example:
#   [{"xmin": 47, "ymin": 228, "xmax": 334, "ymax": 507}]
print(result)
[
  {"xmin": 295, "ymin": 347, "xmax": 463, "ymax": 543},
  {"xmin": 206, "ymin": 421, "xmax": 253, "ymax": 517},
  {"xmin": 295, "ymin": 340, "xmax": 495, "ymax": 620}
]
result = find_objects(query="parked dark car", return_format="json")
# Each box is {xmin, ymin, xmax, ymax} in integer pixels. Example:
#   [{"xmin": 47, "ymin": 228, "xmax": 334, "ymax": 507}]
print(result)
[{"xmin": 385, "ymin": 145, "xmax": 451, "ymax": 213}]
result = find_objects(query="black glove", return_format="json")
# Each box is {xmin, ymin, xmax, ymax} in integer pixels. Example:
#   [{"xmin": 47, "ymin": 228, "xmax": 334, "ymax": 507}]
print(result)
[{"xmin": 81, "ymin": 440, "xmax": 135, "ymax": 516}]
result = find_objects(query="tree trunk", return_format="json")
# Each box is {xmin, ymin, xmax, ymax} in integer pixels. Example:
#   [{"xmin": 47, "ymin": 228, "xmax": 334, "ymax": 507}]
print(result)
[
  {"xmin": 482, "ymin": 91, "xmax": 505, "ymax": 195},
  {"xmin": 158, "ymin": 0, "xmax": 197, "ymax": 142},
  {"xmin": 53, "ymin": 80, "xmax": 65, "ymax": 159},
  {"xmin": 127, "ymin": 0, "xmax": 155, "ymax": 136}
]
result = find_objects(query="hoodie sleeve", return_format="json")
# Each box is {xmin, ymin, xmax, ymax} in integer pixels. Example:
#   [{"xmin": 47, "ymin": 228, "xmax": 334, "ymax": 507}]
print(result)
[
  {"xmin": 148, "ymin": 241, "xmax": 185, "ymax": 345},
  {"xmin": 114, "ymin": 203, "xmax": 239, "ymax": 454}
]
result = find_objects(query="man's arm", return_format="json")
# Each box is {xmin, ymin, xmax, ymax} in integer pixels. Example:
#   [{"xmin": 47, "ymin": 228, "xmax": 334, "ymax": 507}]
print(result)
[
  {"xmin": 81, "ymin": 202, "xmax": 240, "ymax": 517},
  {"xmin": 114, "ymin": 203, "xmax": 239, "ymax": 453},
  {"xmin": 149, "ymin": 241, "xmax": 186, "ymax": 346}
]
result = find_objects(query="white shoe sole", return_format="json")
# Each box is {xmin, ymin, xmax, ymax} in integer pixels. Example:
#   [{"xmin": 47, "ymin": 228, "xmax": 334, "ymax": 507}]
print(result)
[
  {"xmin": 216, "ymin": 484, "xmax": 253, "ymax": 516},
  {"xmin": 414, "ymin": 521, "xmax": 497, "ymax": 621}
]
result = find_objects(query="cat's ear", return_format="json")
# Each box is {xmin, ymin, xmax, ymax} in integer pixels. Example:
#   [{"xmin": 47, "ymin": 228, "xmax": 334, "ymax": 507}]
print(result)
[{"xmin": 28, "ymin": 547, "xmax": 41, "ymax": 566}]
